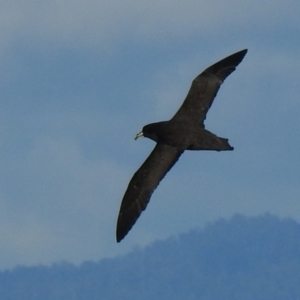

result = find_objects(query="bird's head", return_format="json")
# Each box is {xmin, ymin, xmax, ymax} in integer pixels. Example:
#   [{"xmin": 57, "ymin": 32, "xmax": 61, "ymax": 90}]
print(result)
[{"xmin": 135, "ymin": 122, "xmax": 164, "ymax": 142}]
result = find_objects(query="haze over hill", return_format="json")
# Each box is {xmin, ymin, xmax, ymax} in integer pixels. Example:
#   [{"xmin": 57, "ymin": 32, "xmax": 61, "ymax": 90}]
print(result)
[{"xmin": 1, "ymin": 214, "xmax": 300, "ymax": 299}]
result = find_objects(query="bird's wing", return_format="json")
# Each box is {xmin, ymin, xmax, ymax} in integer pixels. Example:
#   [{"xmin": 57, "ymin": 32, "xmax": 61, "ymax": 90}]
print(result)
[
  {"xmin": 172, "ymin": 49, "xmax": 247, "ymax": 126},
  {"xmin": 116, "ymin": 143, "xmax": 184, "ymax": 242}
]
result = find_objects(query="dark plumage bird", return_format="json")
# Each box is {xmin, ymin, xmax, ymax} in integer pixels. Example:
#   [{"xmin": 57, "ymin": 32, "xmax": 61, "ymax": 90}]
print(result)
[{"xmin": 116, "ymin": 49, "xmax": 247, "ymax": 242}]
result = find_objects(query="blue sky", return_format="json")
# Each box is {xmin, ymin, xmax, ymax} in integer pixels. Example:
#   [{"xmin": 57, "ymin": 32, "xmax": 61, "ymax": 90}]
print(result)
[{"xmin": 0, "ymin": 0, "xmax": 299, "ymax": 270}]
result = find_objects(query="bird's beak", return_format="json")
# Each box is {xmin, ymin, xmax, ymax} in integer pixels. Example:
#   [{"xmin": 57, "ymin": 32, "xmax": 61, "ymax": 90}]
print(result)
[{"xmin": 134, "ymin": 131, "xmax": 143, "ymax": 140}]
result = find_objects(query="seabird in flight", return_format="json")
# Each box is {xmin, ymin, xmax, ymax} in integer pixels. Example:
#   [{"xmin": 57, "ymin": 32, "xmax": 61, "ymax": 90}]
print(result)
[{"xmin": 116, "ymin": 49, "xmax": 248, "ymax": 242}]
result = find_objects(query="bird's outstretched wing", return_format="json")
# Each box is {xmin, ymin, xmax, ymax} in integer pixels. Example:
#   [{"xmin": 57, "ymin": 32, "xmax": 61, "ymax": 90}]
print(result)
[
  {"xmin": 116, "ymin": 144, "xmax": 183, "ymax": 242},
  {"xmin": 172, "ymin": 49, "xmax": 247, "ymax": 126}
]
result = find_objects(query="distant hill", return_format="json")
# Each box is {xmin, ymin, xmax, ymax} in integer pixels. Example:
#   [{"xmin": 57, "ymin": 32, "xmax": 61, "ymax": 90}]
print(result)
[{"xmin": 1, "ymin": 214, "xmax": 300, "ymax": 299}]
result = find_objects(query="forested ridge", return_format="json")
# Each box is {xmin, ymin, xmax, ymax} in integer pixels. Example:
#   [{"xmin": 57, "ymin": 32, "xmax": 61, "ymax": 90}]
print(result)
[{"xmin": 1, "ymin": 214, "xmax": 300, "ymax": 299}]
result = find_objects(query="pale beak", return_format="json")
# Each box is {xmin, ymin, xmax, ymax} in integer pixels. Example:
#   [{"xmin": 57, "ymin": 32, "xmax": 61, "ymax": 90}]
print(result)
[{"xmin": 134, "ymin": 131, "xmax": 143, "ymax": 140}]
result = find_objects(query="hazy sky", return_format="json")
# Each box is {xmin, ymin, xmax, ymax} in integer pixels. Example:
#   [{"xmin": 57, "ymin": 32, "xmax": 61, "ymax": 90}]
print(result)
[{"xmin": 0, "ymin": 0, "xmax": 299, "ymax": 270}]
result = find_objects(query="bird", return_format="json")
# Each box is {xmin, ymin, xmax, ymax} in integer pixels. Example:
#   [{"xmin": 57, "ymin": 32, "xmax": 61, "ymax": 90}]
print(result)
[{"xmin": 116, "ymin": 49, "xmax": 248, "ymax": 242}]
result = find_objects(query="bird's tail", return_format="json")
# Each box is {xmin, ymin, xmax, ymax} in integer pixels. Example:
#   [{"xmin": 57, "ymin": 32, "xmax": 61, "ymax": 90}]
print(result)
[{"xmin": 188, "ymin": 130, "xmax": 234, "ymax": 151}]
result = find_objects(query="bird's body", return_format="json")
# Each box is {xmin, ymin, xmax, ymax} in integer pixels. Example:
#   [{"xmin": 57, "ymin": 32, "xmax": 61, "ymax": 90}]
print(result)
[
  {"xmin": 116, "ymin": 49, "xmax": 248, "ymax": 242},
  {"xmin": 142, "ymin": 121, "xmax": 233, "ymax": 151}
]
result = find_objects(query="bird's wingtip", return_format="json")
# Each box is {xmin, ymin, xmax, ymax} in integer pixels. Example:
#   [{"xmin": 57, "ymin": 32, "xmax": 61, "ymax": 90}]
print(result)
[{"xmin": 116, "ymin": 231, "xmax": 123, "ymax": 243}]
